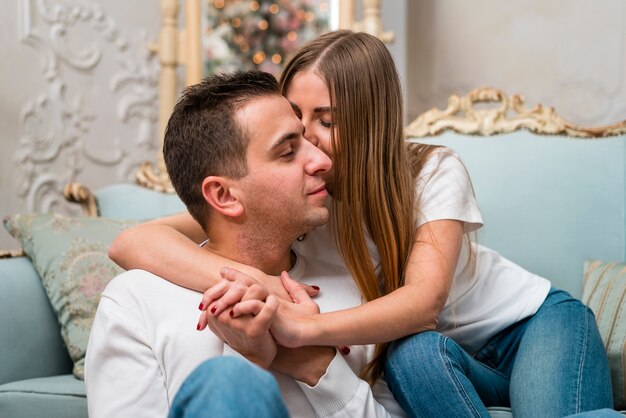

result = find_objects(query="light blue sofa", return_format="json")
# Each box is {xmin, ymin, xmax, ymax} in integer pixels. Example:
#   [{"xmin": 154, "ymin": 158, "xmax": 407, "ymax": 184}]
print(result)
[
  {"xmin": 0, "ymin": 184, "xmax": 185, "ymax": 418},
  {"xmin": 1, "ymin": 88, "xmax": 624, "ymax": 417}
]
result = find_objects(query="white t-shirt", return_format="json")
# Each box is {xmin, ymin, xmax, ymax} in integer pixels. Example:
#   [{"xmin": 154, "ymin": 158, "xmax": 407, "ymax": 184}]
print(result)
[
  {"xmin": 85, "ymin": 253, "xmax": 406, "ymax": 418},
  {"xmin": 294, "ymin": 147, "xmax": 551, "ymax": 354}
]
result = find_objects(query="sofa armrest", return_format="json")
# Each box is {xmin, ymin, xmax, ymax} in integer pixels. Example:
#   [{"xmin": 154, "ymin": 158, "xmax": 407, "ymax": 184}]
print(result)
[{"xmin": 0, "ymin": 257, "xmax": 72, "ymax": 385}]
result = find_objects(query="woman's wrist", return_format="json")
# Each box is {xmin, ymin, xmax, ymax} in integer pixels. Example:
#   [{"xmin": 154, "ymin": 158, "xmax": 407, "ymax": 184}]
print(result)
[{"xmin": 298, "ymin": 314, "xmax": 324, "ymax": 347}]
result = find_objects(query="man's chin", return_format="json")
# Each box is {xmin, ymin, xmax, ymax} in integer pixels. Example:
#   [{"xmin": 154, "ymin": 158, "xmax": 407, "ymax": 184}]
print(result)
[{"xmin": 305, "ymin": 208, "xmax": 330, "ymax": 229}]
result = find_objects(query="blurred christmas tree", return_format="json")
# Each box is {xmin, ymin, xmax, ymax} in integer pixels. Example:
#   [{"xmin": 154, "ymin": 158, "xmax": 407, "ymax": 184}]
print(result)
[{"xmin": 204, "ymin": 0, "xmax": 330, "ymax": 75}]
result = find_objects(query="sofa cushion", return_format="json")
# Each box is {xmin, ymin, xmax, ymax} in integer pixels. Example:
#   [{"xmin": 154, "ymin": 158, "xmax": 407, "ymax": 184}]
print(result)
[
  {"xmin": 582, "ymin": 260, "xmax": 626, "ymax": 410},
  {"xmin": 0, "ymin": 374, "xmax": 86, "ymax": 418},
  {"xmin": 3, "ymin": 214, "xmax": 138, "ymax": 380}
]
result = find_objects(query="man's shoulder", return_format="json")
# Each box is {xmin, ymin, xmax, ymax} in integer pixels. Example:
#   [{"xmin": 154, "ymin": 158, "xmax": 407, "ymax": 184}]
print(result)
[
  {"xmin": 104, "ymin": 269, "xmax": 163, "ymax": 294},
  {"xmin": 103, "ymin": 269, "xmax": 200, "ymax": 304}
]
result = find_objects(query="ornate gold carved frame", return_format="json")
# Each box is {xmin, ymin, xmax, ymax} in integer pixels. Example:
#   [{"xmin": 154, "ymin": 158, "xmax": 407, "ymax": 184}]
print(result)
[{"xmin": 405, "ymin": 87, "xmax": 626, "ymax": 139}]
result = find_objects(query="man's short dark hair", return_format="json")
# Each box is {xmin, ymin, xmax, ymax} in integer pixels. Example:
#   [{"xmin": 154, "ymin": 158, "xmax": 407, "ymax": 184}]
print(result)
[{"xmin": 163, "ymin": 71, "xmax": 280, "ymax": 229}]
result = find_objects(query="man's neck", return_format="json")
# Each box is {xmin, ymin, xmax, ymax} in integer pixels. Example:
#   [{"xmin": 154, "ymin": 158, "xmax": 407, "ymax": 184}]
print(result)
[{"xmin": 202, "ymin": 223, "xmax": 295, "ymax": 275}]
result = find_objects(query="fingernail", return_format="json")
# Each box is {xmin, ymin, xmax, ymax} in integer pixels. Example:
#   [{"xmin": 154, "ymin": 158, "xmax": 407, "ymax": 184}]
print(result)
[
  {"xmin": 196, "ymin": 323, "xmax": 201, "ymax": 331},
  {"xmin": 312, "ymin": 286, "xmax": 320, "ymax": 291},
  {"xmin": 220, "ymin": 267, "xmax": 228, "ymax": 276},
  {"xmin": 229, "ymin": 310, "xmax": 234, "ymax": 318},
  {"xmin": 341, "ymin": 346, "xmax": 350, "ymax": 355},
  {"xmin": 210, "ymin": 305, "xmax": 217, "ymax": 314},
  {"xmin": 198, "ymin": 302, "xmax": 204, "ymax": 311}
]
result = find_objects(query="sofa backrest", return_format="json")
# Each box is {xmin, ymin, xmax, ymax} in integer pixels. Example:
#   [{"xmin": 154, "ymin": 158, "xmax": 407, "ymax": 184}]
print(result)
[
  {"xmin": 405, "ymin": 88, "xmax": 626, "ymax": 298},
  {"xmin": 95, "ymin": 184, "xmax": 185, "ymax": 221}
]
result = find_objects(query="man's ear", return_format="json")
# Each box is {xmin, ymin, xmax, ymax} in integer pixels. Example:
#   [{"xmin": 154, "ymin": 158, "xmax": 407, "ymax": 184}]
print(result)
[{"xmin": 201, "ymin": 176, "xmax": 244, "ymax": 218}]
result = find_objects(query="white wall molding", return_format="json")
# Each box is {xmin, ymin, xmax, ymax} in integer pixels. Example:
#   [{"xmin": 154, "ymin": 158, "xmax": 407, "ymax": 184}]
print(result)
[{"xmin": 15, "ymin": 0, "xmax": 159, "ymax": 214}]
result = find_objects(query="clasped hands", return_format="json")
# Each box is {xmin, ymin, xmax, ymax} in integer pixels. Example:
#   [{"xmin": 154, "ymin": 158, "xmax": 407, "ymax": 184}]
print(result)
[{"xmin": 196, "ymin": 268, "xmax": 336, "ymax": 385}]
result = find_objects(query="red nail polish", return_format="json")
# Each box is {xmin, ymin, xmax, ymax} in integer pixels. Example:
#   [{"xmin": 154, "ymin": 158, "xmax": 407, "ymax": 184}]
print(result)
[
  {"xmin": 312, "ymin": 286, "xmax": 320, "ymax": 291},
  {"xmin": 210, "ymin": 306, "xmax": 217, "ymax": 314},
  {"xmin": 341, "ymin": 346, "xmax": 350, "ymax": 355},
  {"xmin": 229, "ymin": 310, "xmax": 234, "ymax": 318},
  {"xmin": 196, "ymin": 323, "xmax": 201, "ymax": 331},
  {"xmin": 198, "ymin": 302, "xmax": 204, "ymax": 311}
]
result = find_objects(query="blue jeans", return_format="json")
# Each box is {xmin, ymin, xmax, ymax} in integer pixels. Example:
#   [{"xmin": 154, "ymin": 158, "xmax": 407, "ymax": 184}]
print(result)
[
  {"xmin": 169, "ymin": 356, "xmax": 289, "ymax": 418},
  {"xmin": 385, "ymin": 289, "xmax": 613, "ymax": 418}
]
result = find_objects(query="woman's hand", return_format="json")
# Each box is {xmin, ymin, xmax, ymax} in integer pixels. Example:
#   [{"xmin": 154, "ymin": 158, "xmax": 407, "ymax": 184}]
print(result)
[{"xmin": 197, "ymin": 268, "xmax": 320, "ymax": 330}]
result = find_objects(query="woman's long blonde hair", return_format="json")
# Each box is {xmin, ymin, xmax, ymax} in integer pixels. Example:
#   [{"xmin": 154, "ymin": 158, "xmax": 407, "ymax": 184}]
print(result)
[{"xmin": 280, "ymin": 30, "xmax": 436, "ymax": 383}]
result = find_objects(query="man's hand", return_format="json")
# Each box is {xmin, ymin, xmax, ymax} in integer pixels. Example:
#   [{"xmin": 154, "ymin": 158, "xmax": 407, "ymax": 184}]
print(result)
[{"xmin": 205, "ymin": 295, "xmax": 279, "ymax": 369}]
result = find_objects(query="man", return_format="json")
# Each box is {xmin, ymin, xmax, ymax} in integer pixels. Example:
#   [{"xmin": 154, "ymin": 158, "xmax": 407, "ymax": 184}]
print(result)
[{"xmin": 85, "ymin": 72, "xmax": 405, "ymax": 417}]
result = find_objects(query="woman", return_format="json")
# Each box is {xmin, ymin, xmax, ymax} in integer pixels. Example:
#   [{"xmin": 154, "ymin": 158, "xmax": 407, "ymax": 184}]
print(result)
[{"xmin": 110, "ymin": 30, "xmax": 612, "ymax": 417}]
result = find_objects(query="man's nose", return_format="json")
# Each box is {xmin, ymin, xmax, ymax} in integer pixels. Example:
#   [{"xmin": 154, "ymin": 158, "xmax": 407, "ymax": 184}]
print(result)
[{"xmin": 304, "ymin": 139, "xmax": 331, "ymax": 174}]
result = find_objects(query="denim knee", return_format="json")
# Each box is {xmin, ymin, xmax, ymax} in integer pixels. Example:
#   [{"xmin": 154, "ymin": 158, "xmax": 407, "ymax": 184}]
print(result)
[
  {"xmin": 540, "ymin": 288, "xmax": 586, "ymax": 312},
  {"xmin": 385, "ymin": 332, "xmax": 494, "ymax": 417},
  {"xmin": 386, "ymin": 331, "xmax": 464, "ymax": 378},
  {"xmin": 387, "ymin": 331, "xmax": 442, "ymax": 364},
  {"xmin": 169, "ymin": 357, "xmax": 288, "ymax": 418},
  {"xmin": 509, "ymin": 290, "xmax": 613, "ymax": 415}
]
